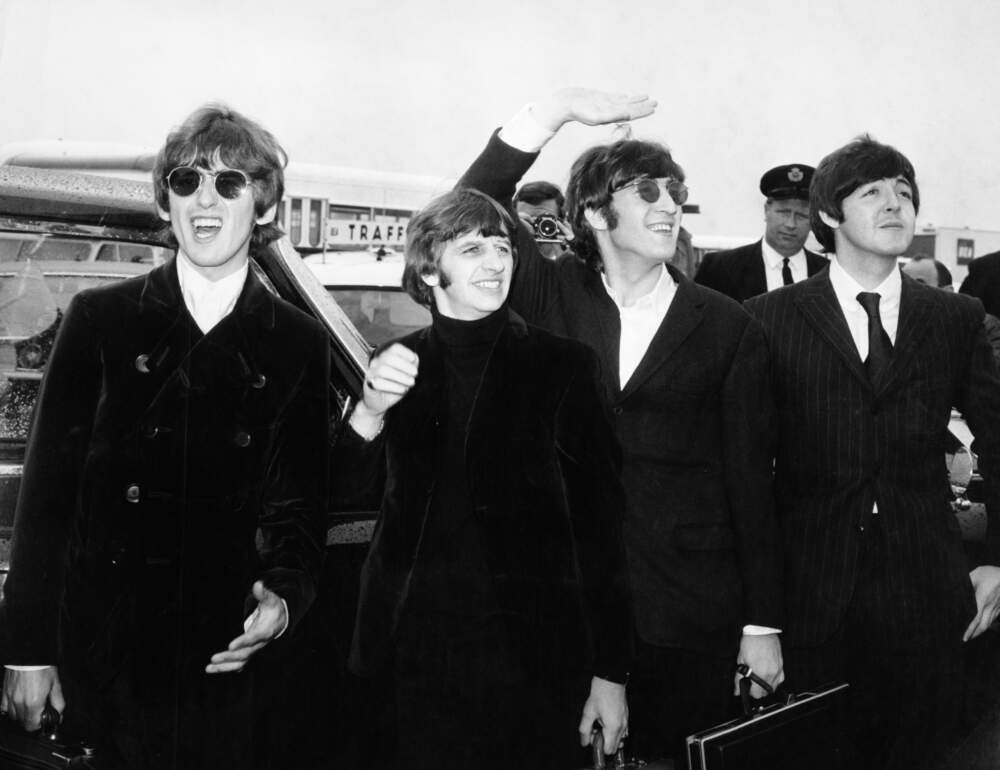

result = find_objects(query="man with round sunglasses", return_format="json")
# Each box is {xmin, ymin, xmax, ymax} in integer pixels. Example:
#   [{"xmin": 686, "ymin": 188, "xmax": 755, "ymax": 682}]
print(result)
[
  {"xmin": 1, "ymin": 104, "xmax": 328, "ymax": 769},
  {"xmin": 694, "ymin": 164, "xmax": 828, "ymax": 303},
  {"xmin": 458, "ymin": 88, "xmax": 783, "ymax": 765}
]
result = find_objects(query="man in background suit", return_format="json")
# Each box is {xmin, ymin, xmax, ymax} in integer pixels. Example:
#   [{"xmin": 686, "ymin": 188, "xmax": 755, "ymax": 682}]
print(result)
[
  {"xmin": 695, "ymin": 164, "xmax": 827, "ymax": 301},
  {"xmin": 459, "ymin": 88, "xmax": 783, "ymax": 763},
  {"xmin": 960, "ymin": 249, "xmax": 1000, "ymax": 317},
  {"xmin": 745, "ymin": 135, "xmax": 1000, "ymax": 769}
]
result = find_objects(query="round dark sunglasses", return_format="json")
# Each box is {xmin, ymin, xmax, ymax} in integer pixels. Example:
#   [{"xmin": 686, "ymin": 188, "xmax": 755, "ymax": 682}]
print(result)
[
  {"xmin": 614, "ymin": 177, "xmax": 689, "ymax": 207},
  {"xmin": 166, "ymin": 166, "xmax": 251, "ymax": 200}
]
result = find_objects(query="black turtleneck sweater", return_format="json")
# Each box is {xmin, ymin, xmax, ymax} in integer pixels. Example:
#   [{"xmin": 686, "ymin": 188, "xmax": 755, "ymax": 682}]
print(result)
[{"xmin": 405, "ymin": 305, "xmax": 508, "ymax": 624}]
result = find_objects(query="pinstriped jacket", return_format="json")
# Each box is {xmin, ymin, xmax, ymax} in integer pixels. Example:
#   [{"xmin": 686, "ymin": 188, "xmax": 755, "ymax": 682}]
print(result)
[{"xmin": 746, "ymin": 272, "xmax": 1000, "ymax": 646}]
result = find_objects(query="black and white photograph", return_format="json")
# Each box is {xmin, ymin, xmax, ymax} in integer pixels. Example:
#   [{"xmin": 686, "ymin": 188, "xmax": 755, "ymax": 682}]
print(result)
[{"xmin": 0, "ymin": 1, "xmax": 999, "ymax": 768}]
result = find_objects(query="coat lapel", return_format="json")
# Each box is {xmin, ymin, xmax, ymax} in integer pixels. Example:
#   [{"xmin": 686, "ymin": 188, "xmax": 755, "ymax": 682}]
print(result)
[
  {"xmin": 620, "ymin": 269, "xmax": 704, "ymax": 400},
  {"xmin": 792, "ymin": 272, "xmax": 870, "ymax": 388},
  {"xmin": 133, "ymin": 260, "xmax": 279, "ymax": 416},
  {"xmin": 582, "ymin": 270, "xmax": 624, "ymax": 397},
  {"xmin": 742, "ymin": 240, "xmax": 767, "ymax": 299},
  {"xmin": 877, "ymin": 275, "xmax": 936, "ymax": 396}
]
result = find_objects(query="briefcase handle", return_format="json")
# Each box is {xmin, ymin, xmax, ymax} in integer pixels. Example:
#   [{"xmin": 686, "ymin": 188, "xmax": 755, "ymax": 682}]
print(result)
[
  {"xmin": 38, "ymin": 703, "xmax": 60, "ymax": 737},
  {"xmin": 591, "ymin": 728, "xmax": 621, "ymax": 769},
  {"xmin": 737, "ymin": 663, "xmax": 806, "ymax": 719}
]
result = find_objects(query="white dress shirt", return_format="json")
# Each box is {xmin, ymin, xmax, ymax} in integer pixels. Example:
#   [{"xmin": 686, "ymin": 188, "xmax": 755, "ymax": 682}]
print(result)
[
  {"xmin": 827, "ymin": 257, "xmax": 901, "ymax": 516},
  {"xmin": 176, "ymin": 251, "xmax": 248, "ymax": 333},
  {"xmin": 601, "ymin": 265, "xmax": 675, "ymax": 387},
  {"xmin": 761, "ymin": 238, "xmax": 808, "ymax": 292},
  {"xmin": 827, "ymin": 257, "xmax": 901, "ymax": 356},
  {"xmin": 498, "ymin": 103, "xmax": 556, "ymax": 153}
]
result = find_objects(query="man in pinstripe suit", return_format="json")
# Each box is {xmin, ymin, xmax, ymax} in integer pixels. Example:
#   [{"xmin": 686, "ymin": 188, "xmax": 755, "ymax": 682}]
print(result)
[{"xmin": 745, "ymin": 135, "xmax": 1000, "ymax": 769}]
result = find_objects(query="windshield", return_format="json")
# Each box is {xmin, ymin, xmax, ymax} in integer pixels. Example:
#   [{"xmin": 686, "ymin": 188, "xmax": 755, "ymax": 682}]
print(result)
[
  {"xmin": 0, "ymin": 233, "xmax": 173, "ymax": 455},
  {"xmin": 329, "ymin": 287, "xmax": 430, "ymax": 347}
]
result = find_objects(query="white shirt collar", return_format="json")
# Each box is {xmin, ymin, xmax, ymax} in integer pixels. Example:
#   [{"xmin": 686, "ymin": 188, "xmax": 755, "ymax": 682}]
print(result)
[
  {"xmin": 600, "ymin": 263, "xmax": 675, "ymax": 312},
  {"xmin": 760, "ymin": 237, "xmax": 805, "ymax": 269},
  {"xmin": 828, "ymin": 256, "xmax": 901, "ymax": 315},
  {"xmin": 600, "ymin": 263, "xmax": 677, "ymax": 387},
  {"xmin": 175, "ymin": 252, "xmax": 249, "ymax": 333}
]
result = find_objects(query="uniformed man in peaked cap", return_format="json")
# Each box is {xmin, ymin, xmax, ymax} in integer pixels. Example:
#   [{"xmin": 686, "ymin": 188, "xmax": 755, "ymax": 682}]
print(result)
[{"xmin": 694, "ymin": 163, "xmax": 828, "ymax": 302}]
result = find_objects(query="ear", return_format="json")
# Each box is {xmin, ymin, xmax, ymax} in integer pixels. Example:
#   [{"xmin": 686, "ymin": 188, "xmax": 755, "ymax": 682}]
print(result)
[
  {"xmin": 256, "ymin": 203, "xmax": 278, "ymax": 226},
  {"xmin": 817, "ymin": 210, "xmax": 840, "ymax": 230},
  {"xmin": 157, "ymin": 205, "xmax": 171, "ymax": 223},
  {"xmin": 583, "ymin": 207, "xmax": 609, "ymax": 232},
  {"xmin": 420, "ymin": 271, "xmax": 440, "ymax": 288}
]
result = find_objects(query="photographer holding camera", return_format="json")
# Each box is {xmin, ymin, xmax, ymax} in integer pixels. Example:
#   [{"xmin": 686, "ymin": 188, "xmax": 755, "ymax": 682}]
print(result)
[{"xmin": 514, "ymin": 180, "xmax": 573, "ymax": 259}]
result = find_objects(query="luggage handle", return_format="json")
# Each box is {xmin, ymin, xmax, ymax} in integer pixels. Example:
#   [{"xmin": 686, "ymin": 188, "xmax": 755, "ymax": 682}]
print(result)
[
  {"xmin": 737, "ymin": 663, "xmax": 801, "ymax": 719},
  {"xmin": 38, "ymin": 702, "xmax": 60, "ymax": 738},
  {"xmin": 590, "ymin": 727, "xmax": 628, "ymax": 769}
]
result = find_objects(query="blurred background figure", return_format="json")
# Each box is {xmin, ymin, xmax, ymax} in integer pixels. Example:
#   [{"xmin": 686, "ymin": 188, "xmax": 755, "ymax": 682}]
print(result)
[
  {"xmin": 902, "ymin": 252, "xmax": 953, "ymax": 290},
  {"xmin": 960, "ymin": 250, "xmax": 1000, "ymax": 317},
  {"xmin": 514, "ymin": 180, "xmax": 572, "ymax": 259},
  {"xmin": 905, "ymin": 254, "xmax": 999, "ymax": 365},
  {"xmin": 695, "ymin": 163, "xmax": 827, "ymax": 302}
]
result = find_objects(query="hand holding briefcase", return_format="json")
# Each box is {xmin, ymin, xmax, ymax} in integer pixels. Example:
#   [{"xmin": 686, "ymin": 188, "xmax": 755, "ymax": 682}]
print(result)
[
  {"xmin": 685, "ymin": 666, "xmax": 850, "ymax": 770},
  {"xmin": 0, "ymin": 705, "xmax": 96, "ymax": 769}
]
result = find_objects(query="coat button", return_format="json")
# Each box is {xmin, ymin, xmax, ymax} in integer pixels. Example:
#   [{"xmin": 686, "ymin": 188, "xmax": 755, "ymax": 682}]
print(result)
[
  {"xmin": 134, "ymin": 354, "xmax": 151, "ymax": 373},
  {"xmin": 234, "ymin": 431, "xmax": 252, "ymax": 448},
  {"xmin": 613, "ymin": 406, "xmax": 624, "ymax": 415},
  {"xmin": 142, "ymin": 424, "xmax": 159, "ymax": 439},
  {"xmin": 125, "ymin": 484, "xmax": 141, "ymax": 503},
  {"xmin": 251, "ymin": 374, "xmax": 267, "ymax": 390}
]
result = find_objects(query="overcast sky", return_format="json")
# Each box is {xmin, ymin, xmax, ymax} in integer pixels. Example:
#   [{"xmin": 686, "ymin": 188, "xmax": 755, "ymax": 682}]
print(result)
[{"xmin": 0, "ymin": 0, "xmax": 997, "ymax": 239}]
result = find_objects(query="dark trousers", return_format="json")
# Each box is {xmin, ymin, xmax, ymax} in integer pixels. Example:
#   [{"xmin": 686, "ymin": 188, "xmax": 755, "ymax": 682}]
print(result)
[
  {"xmin": 61, "ymin": 660, "xmax": 254, "ymax": 770},
  {"xmin": 785, "ymin": 519, "xmax": 965, "ymax": 770},
  {"xmin": 379, "ymin": 610, "xmax": 587, "ymax": 770},
  {"xmin": 627, "ymin": 638, "xmax": 733, "ymax": 763}
]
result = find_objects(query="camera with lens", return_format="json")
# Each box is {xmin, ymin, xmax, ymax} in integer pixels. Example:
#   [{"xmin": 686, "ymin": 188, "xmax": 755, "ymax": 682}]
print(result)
[{"xmin": 531, "ymin": 213, "xmax": 563, "ymax": 242}]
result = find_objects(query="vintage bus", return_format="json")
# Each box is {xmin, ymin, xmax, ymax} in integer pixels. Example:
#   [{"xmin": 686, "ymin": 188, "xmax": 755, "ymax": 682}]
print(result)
[{"xmin": 0, "ymin": 140, "xmax": 454, "ymax": 254}]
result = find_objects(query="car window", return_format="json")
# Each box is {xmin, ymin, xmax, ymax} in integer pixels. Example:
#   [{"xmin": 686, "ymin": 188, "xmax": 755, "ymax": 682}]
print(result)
[
  {"xmin": 329, "ymin": 287, "xmax": 430, "ymax": 347},
  {"xmin": 0, "ymin": 235, "xmax": 172, "ymax": 451}
]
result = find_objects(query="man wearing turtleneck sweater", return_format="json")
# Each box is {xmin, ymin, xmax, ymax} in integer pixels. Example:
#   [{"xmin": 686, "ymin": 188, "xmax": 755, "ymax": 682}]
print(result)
[
  {"xmin": 335, "ymin": 188, "xmax": 631, "ymax": 769},
  {"xmin": 1, "ymin": 106, "xmax": 328, "ymax": 770}
]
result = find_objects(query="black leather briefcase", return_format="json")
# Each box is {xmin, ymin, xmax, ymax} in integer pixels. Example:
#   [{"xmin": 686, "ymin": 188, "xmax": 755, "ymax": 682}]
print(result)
[
  {"xmin": 685, "ymin": 676, "xmax": 850, "ymax": 770},
  {"xmin": 0, "ymin": 707, "xmax": 96, "ymax": 769}
]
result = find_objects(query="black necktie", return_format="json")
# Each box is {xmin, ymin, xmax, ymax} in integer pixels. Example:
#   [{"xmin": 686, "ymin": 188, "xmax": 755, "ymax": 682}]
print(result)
[
  {"xmin": 781, "ymin": 257, "xmax": 794, "ymax": 286},
  {"xmin": 856, "ymin": 292, "xmax": 892, "ymax": 384}
]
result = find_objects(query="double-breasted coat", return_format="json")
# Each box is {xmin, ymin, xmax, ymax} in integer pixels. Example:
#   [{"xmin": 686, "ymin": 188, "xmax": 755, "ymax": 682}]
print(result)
[{"xmin": 2, "ymin": 259, "xmax": 329, "ymax": 763}]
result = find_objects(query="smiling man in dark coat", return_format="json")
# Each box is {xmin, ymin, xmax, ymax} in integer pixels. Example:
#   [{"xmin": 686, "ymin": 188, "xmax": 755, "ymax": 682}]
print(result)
[
  {"xmin": 694, "ymin": 164, "xmax": 827, "ymax": 302},
  {"xmin": 335, "ymin": 188, "xmax": 631, "ymax": 769},
  {"xmin": 0, "ymin": 106, "xmax": 329, "ymax": 769},
  {"xmin": 457, "ymin": 88, "xmax": 783, "ymax": 764}
]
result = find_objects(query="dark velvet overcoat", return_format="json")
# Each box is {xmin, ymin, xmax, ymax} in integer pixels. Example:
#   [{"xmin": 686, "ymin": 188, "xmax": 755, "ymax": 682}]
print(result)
[
  {"xmin": 335, "ymin": 310, "xmax": 633, "ymax": 685},
  {"xmin": 457, "ymin": 131, "xmax": 782, "ymax": 654},
  {"xmin": 693, "ymin": 239, "xmax": 828, "ymax": 303},
  {"xmin": 1, "ymin": 259, "xmax": 329, "ymax": 763}
]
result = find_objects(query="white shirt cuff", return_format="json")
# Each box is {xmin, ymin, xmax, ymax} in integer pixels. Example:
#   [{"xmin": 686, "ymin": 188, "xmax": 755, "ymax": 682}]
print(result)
[
  {"xmin": 498, "ymin": 103, "xmax": 556, "ymax": 153},
  {"xmin": 244, "ymin": 597, "xmax": 290, "ymax": 639},
  {"xmin": 742, "ymin": 625, "xmax": 782, "ymax": 636},
  {"xmin": 5, "ymin": 665, "xmax": 52, "ymax": 671}
]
